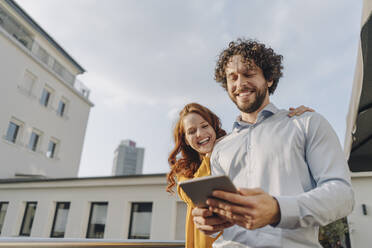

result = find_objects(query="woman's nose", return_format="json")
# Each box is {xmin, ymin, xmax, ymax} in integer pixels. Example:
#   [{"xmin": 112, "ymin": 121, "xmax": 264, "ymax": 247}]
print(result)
[{"xmin": 196, "ymin": 129, "xmax": 202, "ymax": 137}]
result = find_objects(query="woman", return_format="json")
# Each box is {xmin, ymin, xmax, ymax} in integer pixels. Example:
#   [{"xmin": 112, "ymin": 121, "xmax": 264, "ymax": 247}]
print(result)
[{"xmin": 166, "ymin": 103, "xmax": 313, "ymax": 248}]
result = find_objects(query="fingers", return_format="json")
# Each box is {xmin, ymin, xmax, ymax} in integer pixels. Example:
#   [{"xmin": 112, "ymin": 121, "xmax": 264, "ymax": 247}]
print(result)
[
  {"xmin": 192, "ymin": 207, "xmax": 213, "ymax": 218},
  {"xmin": 209, "ymin": 204, "xmax": 245, "ymax": 221},
  {"xmin": 192, "ymin": 210, "xmax": 233, "ymax": 234},
  {"xmin": 206, "ymin": 188, "xmax": 278, "ymax": 230},
  {"xmin": 211, "ymin": 190, "xmax": 246, "ymax": 205},
  {"xmin": 235, "ymin": 219, "xmax": 254, "ymax": 229},
  {"xmin": 207, "ymin": 198, "xmax": 251, "ymax": 216},
  {"xmin": 211, "ymin": 189, "xmax": 261, "ymax": 207},
  {"xmin": 193, "ymin": 215, "xmax": 228, "ymax": 226},
  {"xmin": 200, "ymin": 229, "xmax": 222, "ymax": 236},
  {"xmin": 237, "ymin": 187, "xmax": 264, "ymax": 196},
  {"xmin": 288, "ymin": 105, "xmax": 315, "ymax": 117},
  {"xmin": 208, "ymin": 206, "xmax": 255, "ymax": 230},
  {"xmin": 195, "ymin": 221, "xmax": 233, "ymax": 235}
]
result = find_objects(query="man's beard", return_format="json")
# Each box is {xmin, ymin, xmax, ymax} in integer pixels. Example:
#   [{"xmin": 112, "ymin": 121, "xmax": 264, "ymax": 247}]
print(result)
[{"xmin": 230, "ymin": 84, "xmax": 268, "ymax": 114}]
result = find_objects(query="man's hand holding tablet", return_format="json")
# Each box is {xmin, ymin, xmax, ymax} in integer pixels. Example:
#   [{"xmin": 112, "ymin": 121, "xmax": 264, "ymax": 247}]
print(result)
[
  {"xmin": 179, "ymin": 175, "xmax": 237, "ymax": 235},
  {"xmin": 178, "ymin": 175, "xmax": 237, "ymax": 207}
]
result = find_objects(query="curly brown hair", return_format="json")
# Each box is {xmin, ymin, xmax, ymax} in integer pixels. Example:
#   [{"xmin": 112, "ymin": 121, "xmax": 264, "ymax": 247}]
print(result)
[
  {"xmin": 166, "ymin": 103, "xmax": 226, "ymax": 193},
  {"xmin": 214, "ymin": 38, "xmax": 283, "ymax": 94}
]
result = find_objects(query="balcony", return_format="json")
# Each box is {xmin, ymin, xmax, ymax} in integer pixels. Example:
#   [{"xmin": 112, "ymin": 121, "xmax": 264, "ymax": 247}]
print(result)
[
  {"xmin": 0, "ymin": 5, "xmax": 90, "ymax": 100},
  {"xmin": 0, "ymin": 238, "xmax": 185, "ymax": 248},
  {"xmin": 74, "ymin": 78, "xmax": 91, "ymax": 99},
  {"xmin": 31, "ymin": 42, "xmax": 91, "ymax": 99}
]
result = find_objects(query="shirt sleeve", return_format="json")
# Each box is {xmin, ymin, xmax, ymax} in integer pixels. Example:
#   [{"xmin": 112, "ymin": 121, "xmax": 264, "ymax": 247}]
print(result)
[
  {"xmin": 276, "ymin": 113, "xmax": 355, "ymax": 229},
  {"xmin": 210, "ymin": 149, "xmax": 226, "ymax": 176}
]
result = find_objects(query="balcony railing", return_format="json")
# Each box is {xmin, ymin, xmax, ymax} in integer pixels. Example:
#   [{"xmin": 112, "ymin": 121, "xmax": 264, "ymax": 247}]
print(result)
[
  {"xmin": 0, "ymin": 5, "xmax": 90, "ymax": 100},
  {"xmin": 30, "ymin": 40, "xmax": 90, "ymax": 100},
  {"xmin": 74, "ymin": 78, "xmax": 91, "ymax": 99},
  {"xmin": 0, "ymin": 238, "xmax": 185, "ymax": 248}
]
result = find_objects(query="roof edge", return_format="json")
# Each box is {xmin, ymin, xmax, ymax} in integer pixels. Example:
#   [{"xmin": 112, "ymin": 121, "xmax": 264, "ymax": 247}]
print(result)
[
  {"xmin": 5, "ymin": 0, "xmax": 86, "ymax": 73},
  {"xmin": 0, "ymin": 173, "xmax": 167, "ymax": 184}
]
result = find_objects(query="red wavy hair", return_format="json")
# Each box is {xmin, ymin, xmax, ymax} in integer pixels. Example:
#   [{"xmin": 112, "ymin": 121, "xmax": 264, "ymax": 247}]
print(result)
[{"xmin": 166, "ymin": 103, "xmax": 226, "ymax": 193}]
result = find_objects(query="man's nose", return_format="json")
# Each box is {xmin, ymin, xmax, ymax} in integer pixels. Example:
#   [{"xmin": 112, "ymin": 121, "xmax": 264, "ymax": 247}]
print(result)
[{"xmin": 236, "ymin": 74, "xmax": 245, "ymax": 89}]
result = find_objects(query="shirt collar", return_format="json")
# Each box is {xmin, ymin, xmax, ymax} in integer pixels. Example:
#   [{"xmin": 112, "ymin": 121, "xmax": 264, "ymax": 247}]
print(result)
[{"xmin": 232, "ymin": 103, "xmax": 279, "ymax": 132}]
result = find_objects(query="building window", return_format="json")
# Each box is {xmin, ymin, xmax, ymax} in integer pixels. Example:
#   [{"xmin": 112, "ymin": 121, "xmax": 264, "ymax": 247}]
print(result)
[
  {"xmin": 128, "ymin": 202, "xmax": 153, "ymax": 239},
  {"xmin": 52, "ymin": 60, "xmax": 64, "ymax": 77},
  {"xmin": 86, "ymin": 202, "xmax": 108, "ymax": 239},
  {"xmin": 46, "ymin": 140, "xmax": 57, "ymax": 158},
  {"xmin": 19, "ymin": 202, "xmax": 37, "ymax": 236},
  {"xmin": 35, "ymin": 44, "xmax": 49, "ymax": 64},
  {"xmin": 0, "ymin": 6, "xmax": 34, "ymax": 50},
  {"xmin": 50, "ymin": 202, "xmax": 70, "ymax": 238},
  {"xmin": 0, "ymin": 202, "xmax": 9, "ymax": 235},
  {"xmin": 57, "ymin": 100, "xmax": 66, "ymax": 117},
  {"xmin": 5, "ymin": 121, "xmax": 20, "ymax": 143},
  {"xmin": 19, "ymin": 71, "xmax": 36, "ymax": 95},
  {"xmin": 40, "ymin": 88, "xmax": 51, "ymax": 107},
  {"xmin": 28, "ymin": 131, "xmax": 40, "ymax": 152}
]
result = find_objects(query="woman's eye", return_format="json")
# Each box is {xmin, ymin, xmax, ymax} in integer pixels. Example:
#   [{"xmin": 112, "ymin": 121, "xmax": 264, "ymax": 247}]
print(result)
[
  {"xmin": 187, "ymin": 130, "xmax": 195, "ymax": 135},
  {"xmin": 202, "ymin": 125, "xmax": 209, "ymax": 128}
]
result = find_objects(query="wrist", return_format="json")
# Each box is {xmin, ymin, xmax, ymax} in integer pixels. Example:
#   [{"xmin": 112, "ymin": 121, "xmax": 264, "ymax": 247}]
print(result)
[{"xmin": 270, "ymin": 197, "xmax": 281, "ymax": 226}]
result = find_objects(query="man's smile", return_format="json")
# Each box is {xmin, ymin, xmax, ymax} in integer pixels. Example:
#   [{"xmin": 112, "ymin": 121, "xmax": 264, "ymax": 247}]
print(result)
[{"xmin": 235, "ymin": 88, "xmax": 255, "ymax": 100}]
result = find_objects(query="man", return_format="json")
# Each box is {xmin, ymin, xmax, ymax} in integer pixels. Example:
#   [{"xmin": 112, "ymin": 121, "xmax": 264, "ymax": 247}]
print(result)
[{"xmin": 192, "ymin": 39, "xmax": 354, "ymax": 247}]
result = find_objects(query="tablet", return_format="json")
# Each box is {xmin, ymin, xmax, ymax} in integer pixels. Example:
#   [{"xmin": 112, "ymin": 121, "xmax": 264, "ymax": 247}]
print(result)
[{"xmin": 179, "ymin": 175, "xmax": 237, "ymax": 207}]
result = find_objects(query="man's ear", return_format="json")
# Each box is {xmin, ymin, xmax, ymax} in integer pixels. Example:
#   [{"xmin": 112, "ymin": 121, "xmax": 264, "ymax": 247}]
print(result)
[{"xmin": 267, "ymin": 80, "xmax": 273, "ymax": 88}]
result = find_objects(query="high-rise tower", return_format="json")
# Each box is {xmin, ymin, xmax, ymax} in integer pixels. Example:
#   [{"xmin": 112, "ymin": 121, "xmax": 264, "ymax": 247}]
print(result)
[{"xmin": 112, "ymin": 140, "xmax": 144, "ymax": 175}]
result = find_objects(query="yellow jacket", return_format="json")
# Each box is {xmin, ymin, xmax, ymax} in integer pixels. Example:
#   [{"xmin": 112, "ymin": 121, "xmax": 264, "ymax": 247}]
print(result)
[{"xmin": 177, "ymin": 157, "xmax": 219, "ymax": 248}]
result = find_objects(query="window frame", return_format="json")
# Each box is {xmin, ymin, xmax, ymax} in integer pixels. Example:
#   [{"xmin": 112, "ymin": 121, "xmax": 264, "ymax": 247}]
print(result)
[
  {"xmin": 0, "ymin": 202, "xmax": 9, "ymax": 235},
  {"xmin": 5, "ymin": 121, "xmax": 20, "ymax": 143},
  {"xmin": 57, "ymin": 100, "xmax": 66, "ymax": 117},
  {"xmin": 46, "ymin": 138, "xmax": 58, "ymax": 159},
  {"xmin": 18, "ymin": 70, "xmax": 37, "ymax": 96},
  {"xmin": 4, "ymin": 118, "xmax": 24, "ymax": 145},
  {"xmin": 28, "ymin": 129, "xmax": 42, "ymax": 152},
  {"xmin": 128, "ymin": 202, "xmax": 153, "ymax": 239},
  {"xmin": 40, "ymin": 88, "xmax": 51, "ymax": 107},
  {"xmin": 28, "ymin": 132, "xmax": 39, "ymax": 152},
  {"xmin": 86, "ymin": 202, "xmax": 108, "ymax": 239},
  {"xmin": 50, "ymin": 202, "xmax": 70, "ymax": 238},
  {"xmin": 19, "ymin": 202, "xmax": 37, "ymax": 236}
]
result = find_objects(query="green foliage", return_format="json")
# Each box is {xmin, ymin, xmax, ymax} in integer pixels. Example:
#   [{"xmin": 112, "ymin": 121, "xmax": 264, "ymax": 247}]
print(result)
[{"xmin": 319, "ymin": 218, "xmax": 348, "ymax": 248}]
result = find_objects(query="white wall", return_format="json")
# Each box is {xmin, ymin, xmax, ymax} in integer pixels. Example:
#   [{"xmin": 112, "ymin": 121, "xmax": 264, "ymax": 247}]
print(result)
[
  {"xmin": 0, "ymin": 175, "xmax": 186, "ymax": 241},
  {"xmin": 348, "ymin": 174, "xmax": 372, "ymax": 248},
  {"xmin": 0, "ymin": 2, "xmax": 92, "ymax": 178}
]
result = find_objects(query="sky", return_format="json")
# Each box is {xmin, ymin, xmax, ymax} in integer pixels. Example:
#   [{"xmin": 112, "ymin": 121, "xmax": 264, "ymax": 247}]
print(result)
[{"xmin": 16, "ymin": 0, "xmax": 363, "ymax": 177}]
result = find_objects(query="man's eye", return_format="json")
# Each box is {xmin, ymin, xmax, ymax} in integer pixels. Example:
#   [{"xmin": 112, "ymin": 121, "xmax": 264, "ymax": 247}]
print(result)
[
  {"xmin": 202, "ymin": 124, "xmax": 209, "ymax": 128},
  {"xmin": 228, "ymin": 75, "xmax": 237, "ymax": 81}
]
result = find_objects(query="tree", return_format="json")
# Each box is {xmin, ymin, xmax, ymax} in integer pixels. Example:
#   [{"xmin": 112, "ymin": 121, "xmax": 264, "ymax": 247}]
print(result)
[{"xmin": 319, "ymin": 218, "xmax": 349, "ymax": 248}]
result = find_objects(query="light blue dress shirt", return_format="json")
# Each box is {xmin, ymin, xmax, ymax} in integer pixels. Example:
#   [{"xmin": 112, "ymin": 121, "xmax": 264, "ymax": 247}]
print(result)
[{"xmin": 210, "ymin": 103, "xmax": 354, "ymax": 248}]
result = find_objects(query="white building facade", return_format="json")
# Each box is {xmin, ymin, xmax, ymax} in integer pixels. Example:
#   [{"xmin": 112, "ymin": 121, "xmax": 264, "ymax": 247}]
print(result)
[
  {"xmin": 0, "ymin": 174, "xmax": 186, "ymax": 241},
  {"xmin": 112, "ymin": 140, "xmax": 144, "ymax": 176},
  {"xmin": 0, "ymin": 0, "xmax": 93, "ymax": 178},
  {"xmin": 344, "ymin": 1, "xmax": 372, "ymax": 247}
]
